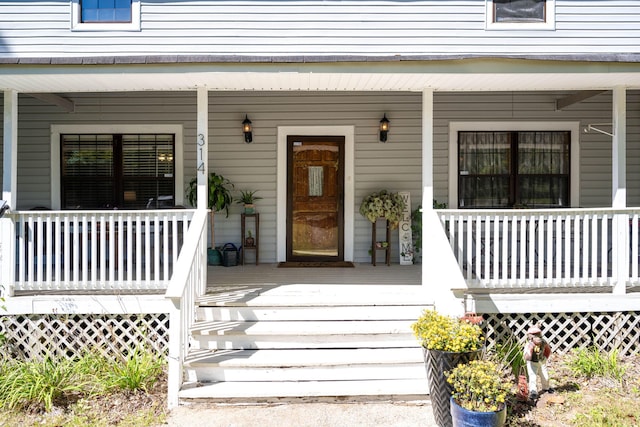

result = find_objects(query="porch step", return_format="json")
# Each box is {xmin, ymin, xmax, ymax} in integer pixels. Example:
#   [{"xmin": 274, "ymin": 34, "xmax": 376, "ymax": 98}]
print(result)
[
  {"xmin": 179, "ymin": 379, "xmax": 428, "ymax": 400},
  {"xmin": 180, "ymin": 285, "xmax": 432, "ymax": 401},
  {"xmin": 191, "ymin": 320, "xmax": 417, "ymax": 349}
]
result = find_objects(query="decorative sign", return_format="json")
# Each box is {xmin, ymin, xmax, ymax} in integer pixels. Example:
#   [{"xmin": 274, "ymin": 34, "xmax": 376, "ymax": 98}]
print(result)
[{"xmin": 398, "ymin": 191, "xmax": 413, "ymax": 265}]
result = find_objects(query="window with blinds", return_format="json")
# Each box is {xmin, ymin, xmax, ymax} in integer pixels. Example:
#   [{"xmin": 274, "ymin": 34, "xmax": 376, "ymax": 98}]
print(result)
[
  {"xmin": 61, "ymin": 134, "xmax": 175, "ymax": 209},
  {"xmin": 458, "ymin": 131, "xmax": 570, "ymax": 209}
]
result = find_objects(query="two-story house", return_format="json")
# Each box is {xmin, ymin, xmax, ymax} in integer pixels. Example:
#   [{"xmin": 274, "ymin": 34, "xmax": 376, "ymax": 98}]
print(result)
[{"xmin": 1, "ymin": 0, "xmax": 639, "ymax": 406}]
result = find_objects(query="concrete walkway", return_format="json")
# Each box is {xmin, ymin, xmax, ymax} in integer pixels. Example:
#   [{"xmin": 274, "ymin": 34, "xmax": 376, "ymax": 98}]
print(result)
[{"xmin": 164, "ymin": 397, "xmax": 438, "ymax": 427}]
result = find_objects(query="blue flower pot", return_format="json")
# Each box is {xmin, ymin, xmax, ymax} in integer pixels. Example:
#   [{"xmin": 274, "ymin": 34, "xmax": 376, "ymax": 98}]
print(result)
[
  {"xmin": 423, "ymin": 348, "xmax": 482, "ymax": 427},
  {"xmin": 450, "ymin": 397, "xmax": 506, "ymax": 427}
]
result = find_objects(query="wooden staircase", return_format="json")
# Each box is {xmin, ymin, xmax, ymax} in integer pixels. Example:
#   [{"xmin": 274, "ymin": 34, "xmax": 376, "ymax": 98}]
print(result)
[{"xmin": 178, "ymin": 284, "xmax": 432, "ymax": 401}]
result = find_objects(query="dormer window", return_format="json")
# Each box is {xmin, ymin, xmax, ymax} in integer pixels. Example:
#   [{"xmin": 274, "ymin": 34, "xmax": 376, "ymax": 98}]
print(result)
[
  {"xmin": 487, "ymin": 0, "xmax": 555, "ymax": 30},
  {"xmin": 71, "ymin": 0, "xmax": 140, "ymax": 31}
]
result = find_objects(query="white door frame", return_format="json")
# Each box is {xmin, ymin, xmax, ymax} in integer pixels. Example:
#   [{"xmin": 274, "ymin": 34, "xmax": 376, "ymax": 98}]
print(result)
[{"xmin": 276, "ymin": 126, "xmax": 355, "ymax": 262}]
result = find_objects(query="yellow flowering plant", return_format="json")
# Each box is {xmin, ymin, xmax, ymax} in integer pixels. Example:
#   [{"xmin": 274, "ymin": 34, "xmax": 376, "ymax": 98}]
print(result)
[
  {"xmin": 411, "ymin": 310, "xmax": 483, "ymax": 352},
  {"xmin": 446, "ymin": 359, "xmax": 510, "ymax": 412}
]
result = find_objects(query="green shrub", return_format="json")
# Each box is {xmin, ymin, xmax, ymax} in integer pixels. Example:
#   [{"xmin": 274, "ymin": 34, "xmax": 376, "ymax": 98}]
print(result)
[
  {"xmin": 103, "ymin": 347, "xmax": 164, "ymax": 392},
  {"xmin": 0, "ymin": 356, "xmax": 92, "ymax": 412},
  {"xmin": 494, "ymin": 335, "xmax": 526, "ymax": 378},
  {"xmin": 568, "ymin": 347, "xmax": 626, "ymax": 382}
]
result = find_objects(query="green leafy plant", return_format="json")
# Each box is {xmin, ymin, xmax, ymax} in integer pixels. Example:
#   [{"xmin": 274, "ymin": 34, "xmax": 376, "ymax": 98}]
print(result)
[
  {"xmin": 186, "ymin": 172, "xmax": 234, "ymax": 248},
  {"xmin": 359, "ymin": 190, "xmax": 406, "ymax": 229},
  {"xmin": 410, "ymin": 200, "xmax": 447, "ymax": 263},
  {"xmin": 411, "ymin": 310, "xmax": 484, "ymax": 352},
  {"xmin": 236, "ymin": 189, "xmax": 262, "ymax": 205},
  {"xmin": 568, "ymin": 347, "xmax": 626, "ymax": 383},
  {"xmin": 447, "ymin": 359, "xmax": 510, "ymax": 412},
  {"xmin": 103, "ymin": 347, "xmax": 164, "ymax": 392},
  {"xmin": 494, "ymin": 334, "xmax": 526, "ymax": 378},
  {"xmin": 0, "ymin": 356, "xmax": 94, "ymax": 412}
]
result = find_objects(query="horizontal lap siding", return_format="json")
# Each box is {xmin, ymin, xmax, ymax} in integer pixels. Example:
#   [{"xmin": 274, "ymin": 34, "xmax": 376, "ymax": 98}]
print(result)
[{"xmin": 1, "ymin": 1, "xmax": 639, "ymax": 57}]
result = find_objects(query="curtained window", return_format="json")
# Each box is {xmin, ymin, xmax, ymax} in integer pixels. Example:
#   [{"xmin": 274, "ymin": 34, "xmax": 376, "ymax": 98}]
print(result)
[
  {"xmin": 493, "ymin": 0, "xmax": 546, "ymax": 23},
  {"xmin": 458, "ymin": 131, "xmax": 569, "ymax": 208}
]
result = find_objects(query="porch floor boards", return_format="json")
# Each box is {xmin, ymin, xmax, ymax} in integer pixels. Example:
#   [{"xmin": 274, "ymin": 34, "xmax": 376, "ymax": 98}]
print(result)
[{"xmin": 206, "ymin": 262, "xmax": 421, "ymax": 288}]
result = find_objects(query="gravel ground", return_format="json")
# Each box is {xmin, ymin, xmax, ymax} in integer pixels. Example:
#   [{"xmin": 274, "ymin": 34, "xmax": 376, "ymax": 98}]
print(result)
[{"xmin": 164, "ymin": 397, "xmax": 437, "ymax": 427}]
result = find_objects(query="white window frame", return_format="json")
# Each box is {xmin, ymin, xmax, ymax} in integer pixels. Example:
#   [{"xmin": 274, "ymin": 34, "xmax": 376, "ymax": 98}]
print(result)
[
  {"xmin": 486, "ymin": 0, "xmax": 556, "ymax": 31},
  {"xmin": 448, "ymin": 121, "xmax": 580, "ymax": 208},
  {"xmin": 51, "ymin": 124, "xmax": 184, "ymax": 210},
  {"xmin": 71, "ymin": 0, "xmax": 141, "ymax": 32}
]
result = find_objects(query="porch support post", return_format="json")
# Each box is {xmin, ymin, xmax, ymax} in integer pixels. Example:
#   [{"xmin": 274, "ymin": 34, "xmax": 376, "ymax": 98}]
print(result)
[
  {"xmin": 1, "ymin": 90, "xmax": 18, "ymax": 297},
  {"xmin": 196, "ymin": 86, "xmax": 209, "ymax": 210},
  {"xmin": 612, "ymin": 86, "xmax": 627, "ymax": 295},
  {"xmin": 421, "ymin": 88, "xmax": 464, "ymax": 315}
]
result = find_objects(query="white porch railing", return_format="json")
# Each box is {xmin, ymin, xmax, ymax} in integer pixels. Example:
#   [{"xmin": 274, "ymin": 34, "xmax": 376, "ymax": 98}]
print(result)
[
  {"xmin": 8, "ymin": 209, "xmax": 195, "ymax": 292},
  {"xmin": 165, "ymin": 209, "xmax": 208, "ymax": 409},
  {"xmin": 438, "ymin": 208, "xmax": 640, "ymax": 290}
]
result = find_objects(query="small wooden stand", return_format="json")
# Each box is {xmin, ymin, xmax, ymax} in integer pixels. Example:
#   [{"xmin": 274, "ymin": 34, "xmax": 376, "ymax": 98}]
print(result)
[
  {"xmin": 371, "ymin": 218, "xmax": 391, "ymax": 266},
  {"xmin": 241, "ymin": 213, "xmax": 259, "ymax": 265}
]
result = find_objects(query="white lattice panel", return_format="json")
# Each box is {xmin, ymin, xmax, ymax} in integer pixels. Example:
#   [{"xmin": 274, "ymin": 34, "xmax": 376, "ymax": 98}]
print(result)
[
  {"xmin": 483, "ymin": 312, "xmax": 640, "ymax": 356},
  {"xmin": 0, "ymin": 314, "xmax": 168, "ymax": 361}
]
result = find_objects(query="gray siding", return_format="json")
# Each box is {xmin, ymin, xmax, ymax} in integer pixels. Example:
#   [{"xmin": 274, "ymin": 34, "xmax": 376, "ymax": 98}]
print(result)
[
  {"xmin": 3, "ymin": 90, "xmax": 639, "ymax": 262},
  {"xmin": 1, "ymin": 1, "xmax": 639, "ymax": 58}
]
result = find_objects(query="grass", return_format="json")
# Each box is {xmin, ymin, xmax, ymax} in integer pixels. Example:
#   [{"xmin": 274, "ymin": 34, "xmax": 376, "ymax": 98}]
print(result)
[
  {"xmin": 0, "ymin": 346, "xmax": 167, "ymax": 426},
  {"xmin": 103, "ymin": 346, "xmax": 164, "ymax": 392},
  {"xmin": 567, "ymin": 347, "xmax": 626, "ymax": 383}
]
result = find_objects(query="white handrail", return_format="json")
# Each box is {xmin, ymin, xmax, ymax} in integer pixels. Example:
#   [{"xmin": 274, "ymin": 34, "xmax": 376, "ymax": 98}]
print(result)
[
  {"xmin": 164, "ymin": 209, "xmax": 208, "ymax": 409},
  {"xmin": 438, "ymin": 208, "xmax": 640, "ymax": 290},
  {"xmin": 12, "ymin": 209, "xmax": 195, "ymax": 292}
]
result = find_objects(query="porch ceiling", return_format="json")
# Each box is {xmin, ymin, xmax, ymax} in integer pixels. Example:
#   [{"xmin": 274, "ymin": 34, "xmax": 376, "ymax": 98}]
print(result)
[{"xmin": 2, "ymin": 58, "xmax": 640, "ymax": 93}]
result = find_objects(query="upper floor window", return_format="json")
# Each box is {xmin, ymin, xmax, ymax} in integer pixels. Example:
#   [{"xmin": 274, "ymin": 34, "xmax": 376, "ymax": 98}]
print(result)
[
  {"xmin": 487, "ymin": 0, "xmax": 555, "ymax": 30},
  {"xmin": 81, "ymin": 0, "xmax": 132, "ymax": 23},
  {"xmin": 71, "ymin": 0, "xmax": 140, "ymax": 31}
]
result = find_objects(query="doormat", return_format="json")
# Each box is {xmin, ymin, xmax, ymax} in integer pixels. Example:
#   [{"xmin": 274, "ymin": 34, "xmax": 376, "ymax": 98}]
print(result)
[{"xmin": 278, "ymin": 261, "xmax": 355, "ymax": 268}]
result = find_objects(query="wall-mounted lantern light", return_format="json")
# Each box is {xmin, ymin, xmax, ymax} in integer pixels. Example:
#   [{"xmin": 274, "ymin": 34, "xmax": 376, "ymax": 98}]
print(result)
[
  {"xmin": 242, "ymin": 115, "xmax": 253, "ymax": 143},
  {"xmin": 379, "ymin": 114, "xmax": 390, "ymax": 143}
]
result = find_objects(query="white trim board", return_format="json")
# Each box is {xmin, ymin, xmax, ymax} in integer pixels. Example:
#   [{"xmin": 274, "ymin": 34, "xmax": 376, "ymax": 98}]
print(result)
[
  {"xmin": 448, "ymin": 121, "xmax": 580, "ymax": 209},
  {"xmin": 276, "ymin": 126, "xmax": 355, "ymax": 263},
  {"xmin": 51, "ymin": 124, "xmax": 184, "ymax": 210}
]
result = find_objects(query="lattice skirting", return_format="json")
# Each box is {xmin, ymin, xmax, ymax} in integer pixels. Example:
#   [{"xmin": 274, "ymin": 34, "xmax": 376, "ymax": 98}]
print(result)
[
  {"xmin": 0, "ymin": 313, "xmax": 169, "ymax": 361},
  {"xmin": 483, "ymin": 311, "xmax": 640, "ymax": 356}
]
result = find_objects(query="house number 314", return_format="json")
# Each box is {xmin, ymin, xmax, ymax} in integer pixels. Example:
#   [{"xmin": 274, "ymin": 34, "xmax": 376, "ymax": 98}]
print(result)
[{"xmin": 197, "ymin": 133, "xmax": 205, "ymax": 174}]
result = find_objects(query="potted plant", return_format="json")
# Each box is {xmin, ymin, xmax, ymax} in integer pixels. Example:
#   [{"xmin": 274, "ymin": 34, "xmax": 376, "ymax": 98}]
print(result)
[
  {"xmin": 412, "ymin": 310, "xmax": 484, "ymax": 427},
  {"xmin": 409, "ymin": 200, "xmax": 447, "ymax": 264},
  {"xmin": 359, "ymin": 189, "xmax": 406, "ymax": 229},
  {"xmin": 244, "ymin": 230, "xmax": 255, "ymax": 247},
  {"xmin": 447, "ymin": 359, "xmax": 509, "ymax": 427},
  {"xmin": 236, "ymin": 190, "xmax": 262, "ymax": 214},
  {"xmin": 186, "ymin": 172, "xmax": 234, "ymax": 265}
]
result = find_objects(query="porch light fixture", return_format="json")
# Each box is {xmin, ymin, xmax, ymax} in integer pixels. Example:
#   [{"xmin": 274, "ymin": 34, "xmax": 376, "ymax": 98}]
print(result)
[
  {"xmin": 379, "ymin": 114, "xmax": 390, "ymax": 142},
  {"xmin": 242, "ymin": 115, "xmax": 253, "ymax": 143}
]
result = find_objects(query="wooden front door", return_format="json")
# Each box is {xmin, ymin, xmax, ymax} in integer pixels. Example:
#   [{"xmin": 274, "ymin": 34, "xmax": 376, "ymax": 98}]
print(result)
[{"xmin": 287, "ymin": 136, "xmax": 345, "ymax": 262}]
